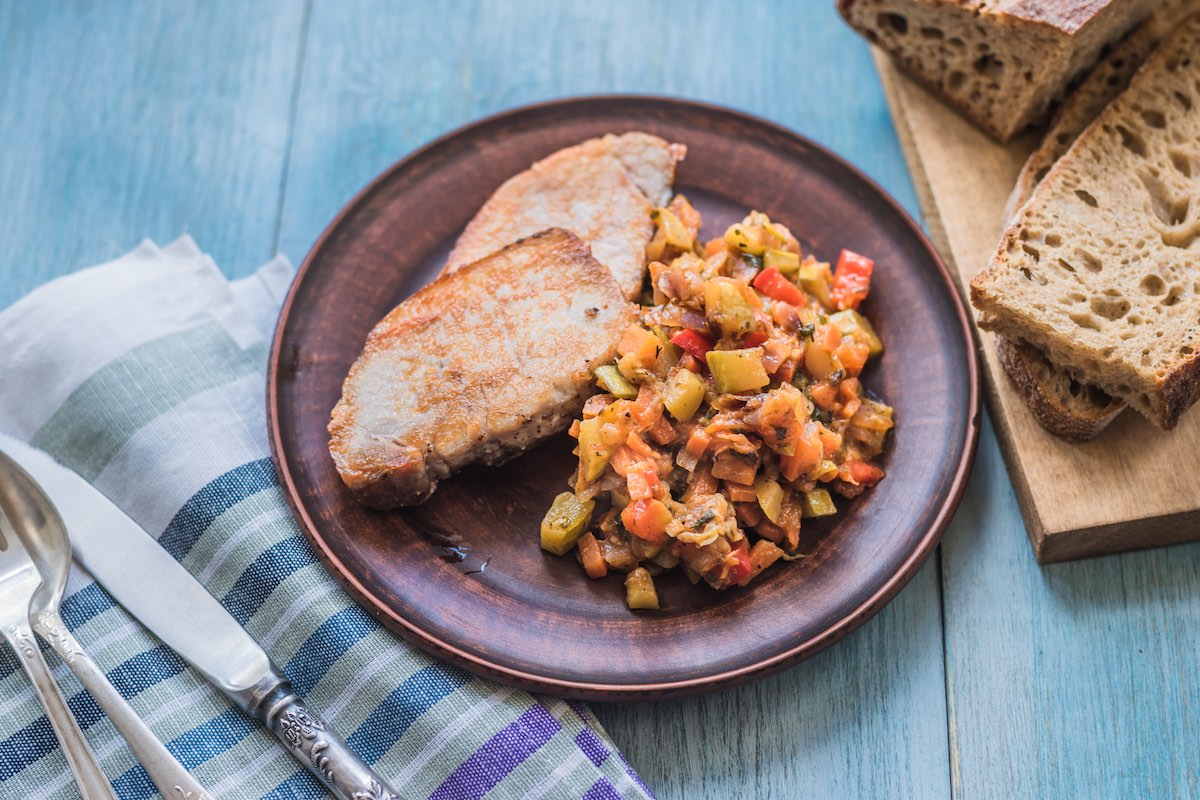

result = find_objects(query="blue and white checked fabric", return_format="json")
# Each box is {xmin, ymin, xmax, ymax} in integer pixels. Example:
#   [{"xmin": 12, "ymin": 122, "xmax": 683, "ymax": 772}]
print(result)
[{"xmin": 0, "ymin": 237, "xmax": 653, "ymax": 800}]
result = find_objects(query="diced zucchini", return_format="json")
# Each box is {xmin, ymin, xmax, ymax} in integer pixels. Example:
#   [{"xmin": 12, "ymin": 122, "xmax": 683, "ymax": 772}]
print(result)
[
  {"xmin": 706, "ymin": 348, "xmax": 770, "ymax": 394},
  {"xmin": 647, "ymin": 207, "xmax": 694, "ymax": 261},
  {"xmin": 595, "ymin": 364, "xmax": 638, "ymax": 399},
  {"xmin": 804, "ymin": 342, "xmax": 839, "ymax": 381},
  {"xmin": 798, "ymin": 259, "xmax": 833, "ymax": 308},
  {"xmin": 764, "ymin": 248, "xmax": 801, "ymax": 274},
  {"xmin": 663, "ymin": 369, "xmax": 705, "ymax": 422},
  {"xmin": 540, "ymin": 492, "xmax": 596, "ymax": 556},
  {"xmin": 753, "ymin": 477, "xmax": 784, "ymax": 524},
  {"xmin": 577, "ymin": 416, "xmax": 613, "ymax": 483},
  {"xmin": 800, "ymin": 487, "xmax": 838, "ymax": 518},
  {"xmin": 830, "ymin": 309, "xmax": 883, "ymax": 356},
  {"xmin": 703, "ymin": 278, "xmax": 757, "ymax": 337},
  {"xmin": 624, "ymin": 567, "xmax": 660, "ymax": 610},
  {"xmin": 724, "ymin": 223, "xmax": 766, "ymax": 255}
]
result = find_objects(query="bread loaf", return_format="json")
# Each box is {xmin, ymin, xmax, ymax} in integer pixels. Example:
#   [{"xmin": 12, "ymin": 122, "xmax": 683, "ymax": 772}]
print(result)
[
  {"xmin": 1006, "ymin": 0, "xmax": 1200, "ymax": 220},
  {"xmin": 972, "ymin": 16, "xmax": 1200, "ymax": 429},
  {"xmin": 838, "ymin": 0, "xmax": 1153, "ymax": 142}
]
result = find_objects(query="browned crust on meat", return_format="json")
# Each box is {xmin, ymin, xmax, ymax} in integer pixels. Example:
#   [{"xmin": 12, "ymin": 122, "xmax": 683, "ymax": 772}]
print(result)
[{"xmin": 329, "ymin": 228, "xmax": 635, "ymax": 508}]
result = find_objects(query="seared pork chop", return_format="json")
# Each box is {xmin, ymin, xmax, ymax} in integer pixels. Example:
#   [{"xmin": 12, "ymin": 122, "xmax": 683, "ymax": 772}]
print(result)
[
  {"xmin": 444, "ymin": 132, "xmax": 686, "ymax": 299},
  {"xmin": 329, "ymin": 228, "xmax": 634, "ymax": 508}
]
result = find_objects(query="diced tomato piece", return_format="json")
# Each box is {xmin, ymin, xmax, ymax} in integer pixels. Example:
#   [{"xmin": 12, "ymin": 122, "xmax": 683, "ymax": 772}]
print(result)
[
  {"xmin": 627, "ymin": 462, "xmax": 661, "ymax": 501},
  {"xmin": 780, "ymin": 430, "xmax": 822, "ymax": 482},
  {"xmin": 842, "ymin": 460, "xmax": 885, "ymax": 486},
  {"xmin": 831, "ymin": 250, "xmax": 874, "ymax": 310},
  {"xmin": 671, "ymin": 329, "xmax": 714, "ymax": 359},
  {"xmin": 608, "ymin": 446, "xmax": 635, "ymax": 478},
  {"xmin": 741, "ymin": 331, "xmax": 769, "ymax": 347},
  {"xmin": 752, "ymin": 267, "xmax": 806, "ymax": 306},
  {"xmin": 837, "ymin": 338, "xmax": 870, "ymax": 376},
  {"xmin": 621, "ymin": 499, "xmax": 672, "ymax": 544},
  {"xmin": 725, "ymin": 548, "xmax": 753, "ymax": 585}
]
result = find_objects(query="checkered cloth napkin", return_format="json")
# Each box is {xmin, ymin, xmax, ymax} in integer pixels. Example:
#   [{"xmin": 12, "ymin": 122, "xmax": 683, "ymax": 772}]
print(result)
[{"xmin": 0, "ymin": 237, "xmax": 652, "ymax": 800}]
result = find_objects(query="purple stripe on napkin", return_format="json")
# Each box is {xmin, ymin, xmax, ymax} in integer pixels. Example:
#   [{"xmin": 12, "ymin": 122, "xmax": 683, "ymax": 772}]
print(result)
[
  {"xmin": 575, "ymin": 728, "xmax": 610, "ymax": 767},
  {"xmin": 428, "ymin": 705, "xmax": 561, "ymax": 800},
  {"xmin": 582, "ymin": 777, "xmax": 623, "ymax": 800}
]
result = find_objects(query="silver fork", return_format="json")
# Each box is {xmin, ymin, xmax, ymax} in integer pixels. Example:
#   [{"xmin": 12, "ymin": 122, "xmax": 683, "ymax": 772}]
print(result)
[{"xmin": 0, "ymin": 512, "xmax": 116, "ymax": 799}]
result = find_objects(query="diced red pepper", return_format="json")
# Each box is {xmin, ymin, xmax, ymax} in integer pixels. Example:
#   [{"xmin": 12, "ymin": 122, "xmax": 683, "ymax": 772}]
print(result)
[
  {"xmin": 741, "ymin": 331, "xmax": 769, "ymax": 347},
  {"xmin": 724, "ymin": 548, "xmax": 753, "ymax": 586},
  {"xmin": 752, "ymin": 267, "xmax": 806, "ymax": 306},
  {"xmin": 831, "ymin": 250, "xmax": 874, "ymax": 310},
  {"xmin": 671, "ymin": 329, "xmax": 714, "ymax": 360}
]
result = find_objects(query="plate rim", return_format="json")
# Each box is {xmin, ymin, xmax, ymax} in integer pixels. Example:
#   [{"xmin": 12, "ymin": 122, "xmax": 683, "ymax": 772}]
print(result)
[{"xmin": 266, "ymin": 93, "xmax": 982, "ymax": 699}]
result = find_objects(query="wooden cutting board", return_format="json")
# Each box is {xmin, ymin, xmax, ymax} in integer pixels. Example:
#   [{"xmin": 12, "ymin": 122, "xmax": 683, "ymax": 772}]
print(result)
[{"xmin": 872, "ymin": 50, "xmax": 1200, "ymax": 563}]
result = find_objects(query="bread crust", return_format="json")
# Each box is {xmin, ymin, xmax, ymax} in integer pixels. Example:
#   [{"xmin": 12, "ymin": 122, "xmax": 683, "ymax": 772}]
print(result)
[
  {"xmin": 971, "ymin": 15, "xmax": 1200, "ymax": 430},
  {"xmin": 995, "ymin": 335, "xmax": 1123, "ymax": 440}
]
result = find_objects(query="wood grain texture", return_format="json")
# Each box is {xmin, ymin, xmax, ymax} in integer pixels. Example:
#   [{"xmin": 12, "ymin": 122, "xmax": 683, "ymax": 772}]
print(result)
[
  {"xmin": 0, "ymin": 0, "xmax": 307, "ymax": 308},
  {"xmin": 873, "ymin": 51, "xmax": 1200, "ymax": 563}
]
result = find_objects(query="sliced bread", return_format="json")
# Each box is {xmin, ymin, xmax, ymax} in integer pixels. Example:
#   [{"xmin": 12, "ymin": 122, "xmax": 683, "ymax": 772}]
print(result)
[
  {"xmin": 1006, "ymin": 0, "xmax": 1200, "ymax": 221},
  {"xmin": 329, "ymin": 229, "xmax": 634, "ymax": 508},
  {"xmin": 838, "ymin": 0, "xmax": 1154, "ymax": 142},
  {"xmin": 971, "ymin": 15, "xmax": 1200, "ymax": 430},
  {"xmin": 995, "ymin": 336, "xmax": 1124, "ymax": 439}
]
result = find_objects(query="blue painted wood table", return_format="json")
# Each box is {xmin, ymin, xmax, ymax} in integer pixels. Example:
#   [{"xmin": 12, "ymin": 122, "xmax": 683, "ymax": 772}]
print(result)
[{"xmin": 2, "ymin": 2, "xmax": 1197, "ymax": 797}]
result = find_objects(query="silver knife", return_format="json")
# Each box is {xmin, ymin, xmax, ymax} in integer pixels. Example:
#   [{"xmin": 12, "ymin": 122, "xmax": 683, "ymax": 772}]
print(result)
[{"xmin": 0, "ymin": 435, "xmax": 402, "ymax": 800}]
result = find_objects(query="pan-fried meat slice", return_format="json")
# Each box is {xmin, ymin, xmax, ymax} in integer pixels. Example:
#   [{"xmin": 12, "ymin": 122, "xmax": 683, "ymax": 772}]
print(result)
[
  {"xmin": 329, "ymin": 228, "xmax": 634, "ymax": 508},
  {"xmin": 444, "ymin": 132, "xmax": 686, "ymax": 300}
]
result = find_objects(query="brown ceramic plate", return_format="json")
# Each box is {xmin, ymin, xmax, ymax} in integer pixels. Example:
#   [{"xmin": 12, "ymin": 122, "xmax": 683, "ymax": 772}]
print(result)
[{"xmin": 268, "ymin": 96, "xmax": 980, "ymax": 700}]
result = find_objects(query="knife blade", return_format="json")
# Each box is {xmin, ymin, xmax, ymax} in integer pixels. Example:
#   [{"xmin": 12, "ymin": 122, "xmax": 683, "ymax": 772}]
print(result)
[{"xmin": 0, "ymin": 434, "xmax": 402, "ymax": 800}]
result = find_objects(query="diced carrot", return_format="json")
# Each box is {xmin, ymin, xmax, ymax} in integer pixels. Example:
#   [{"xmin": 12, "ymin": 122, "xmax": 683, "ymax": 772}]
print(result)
[
  {"xmin": 736, "ymin": 501, "xmax": 763, "ymax": 527},
  {"xmin": 609, "ymin": 446, "xmax": 636, "ymax": 478},
  {"xmin": 647, "ymin": 415, "xmax": 676, "ymax": 445},
  {"xmin": 742, "ymin": 540, "xmax": 784, "ymax": 585},
  {"xmin": 841, "ymin": 460, "xmax": 885, "ymax": 486},
  {"xmin": 809, "ymin": 381, "xmax": 838, "ymax": 410},
  {"xmin": 754, "ymin": 518, "xmax": 786, "ymax": 544},
  {"xmin": 568, "ymin": 419, "xmax": 581, "ymax": 438},
  {"xmin": 816, "ymin": 424, "xmax": 843, "ymax": 453},
  {"xmin": 702, "ymin": 238, "xmax": 726, "ymax": 257},
  {"xmin": 619, "ymin": 325, "xmax": 662, "ymax": 367},
  {"xmin": 780, "ymin": 429, "xmax": 822, "ymax": 482},
  {"xmin": 621, "ymin": 499, "xmax": 672, "ymax": 544},
  {"xmin": 685, "ymin": 427, "xmax": 711, "ymax": 461},
  {"xmin": 578, "ymin": 533, "xmax": 608, "ymax": 578},
  {"xmin": 840, "ymin": 397, "xmax": 862, "ymax": 420},
  {"xmin": 627, "ymin": 462, "xmax": 661, "ymax": 501},
  {"xmin": 625, "ymin": 430, "xmax": 656, "ymax": 460},
  {"xmin": 632, "ymin": 384, "xmax": 663, "ymax": 428},
  {"xmin": 688, "ymin": 464, "xmax": 718, "ymax": 498},
  {"xmin": 819, "ymin": 323, "xmax": 842, "ymax": 352},
  {"xmin": 837, "ymin": 339, "xmax": 869, "ymax": 375},
  {"xmin": 724, "ymin": 481, "xmax": 757, "ymax": 503},
  {"xmin": 838, "ymin": 377, "xmax": 861, "ymax": 402}
]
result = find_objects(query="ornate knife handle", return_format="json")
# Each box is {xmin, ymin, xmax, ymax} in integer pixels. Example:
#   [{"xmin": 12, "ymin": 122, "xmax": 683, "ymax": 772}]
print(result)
[{"xmin": 232, "ymin": 672, "xmax": 403, "ymax": 800}]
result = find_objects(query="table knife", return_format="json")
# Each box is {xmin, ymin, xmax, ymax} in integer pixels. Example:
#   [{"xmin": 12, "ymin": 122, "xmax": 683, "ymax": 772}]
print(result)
[{"xmin": 0, "ymin": 435, "xmax": 402, "ymax": 800}]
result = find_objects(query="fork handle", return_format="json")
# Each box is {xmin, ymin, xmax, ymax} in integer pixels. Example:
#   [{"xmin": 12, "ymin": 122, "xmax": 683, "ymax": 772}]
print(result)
[
  {"xmin": 4, "ymin": 620, "xmax": 117, "ymax": 800},
  {"xmin": 33, "ymin": 610, "xmax": 214, "ymax": 800}
]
